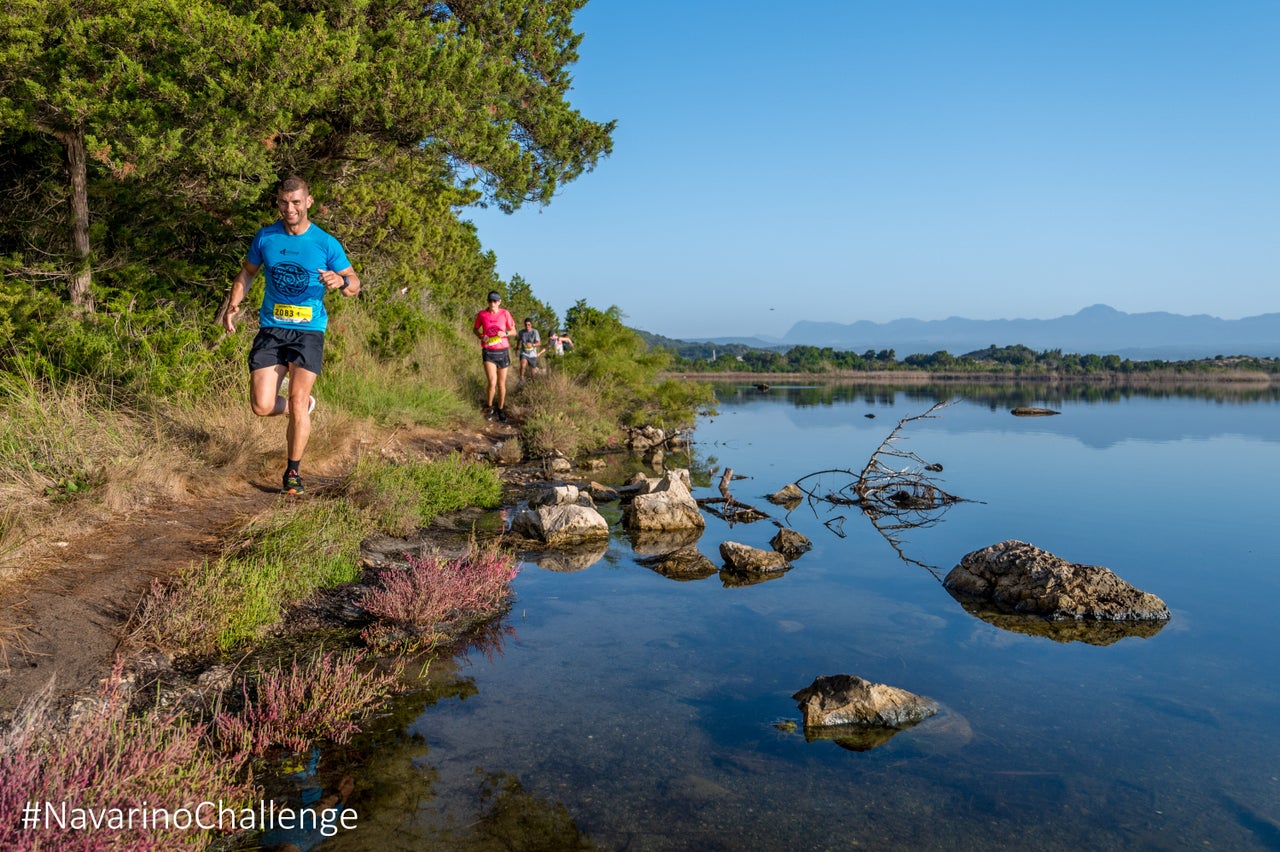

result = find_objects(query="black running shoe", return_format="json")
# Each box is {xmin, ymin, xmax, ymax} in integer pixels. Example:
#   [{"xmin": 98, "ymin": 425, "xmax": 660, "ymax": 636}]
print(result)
[
  {"xmin": 497, "ymin": 408, "xmax": 507, "ymax": 422},
  {"xmin": 282, "ymin": 471, "xmax": 304, "ymax": 494}
]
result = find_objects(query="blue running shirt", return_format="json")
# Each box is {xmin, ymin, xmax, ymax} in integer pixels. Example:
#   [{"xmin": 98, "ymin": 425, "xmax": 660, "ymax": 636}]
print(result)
[{"xmin": 247, "ymin": 221, "xmax": 351, "ymax": 332}]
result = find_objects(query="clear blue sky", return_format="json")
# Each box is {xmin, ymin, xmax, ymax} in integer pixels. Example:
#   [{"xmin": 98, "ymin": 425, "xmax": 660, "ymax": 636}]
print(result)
[{"xmin": 464, "ymin": 0, "xmax": 1280, "ymax": 341}]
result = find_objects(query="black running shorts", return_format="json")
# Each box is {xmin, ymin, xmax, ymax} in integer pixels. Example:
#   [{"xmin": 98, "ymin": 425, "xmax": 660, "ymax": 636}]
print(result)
[
  {"xmin": 482, "ymin": 348, "xmax": 511, "ymax": 369},
  {"xmin": 249, "ymin": 327, "xmax": 326, "ymax": 375}
]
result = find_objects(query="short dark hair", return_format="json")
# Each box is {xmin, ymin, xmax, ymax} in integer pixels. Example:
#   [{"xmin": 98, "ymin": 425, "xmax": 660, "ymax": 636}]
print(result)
[
  {"xmin": 524, "ymin": 317, "xmax": 533, "ymax": 324},
  {"xmin": 279, "ymin": 175, "xmax": 309, "ymax": 195}
]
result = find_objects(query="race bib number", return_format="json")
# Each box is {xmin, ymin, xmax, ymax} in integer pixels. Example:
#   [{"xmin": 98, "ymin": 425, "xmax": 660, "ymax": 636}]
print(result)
[
  {"xmin": 273, "ymin": 304, "xmax": 313, "ymax": 323},
  {"xmin": 486, "ymin": 335, "xmax": 505, "ymax": 346}
]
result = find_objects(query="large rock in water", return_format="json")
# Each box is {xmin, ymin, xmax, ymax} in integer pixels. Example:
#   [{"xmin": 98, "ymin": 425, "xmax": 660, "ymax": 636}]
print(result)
[
  {"xmin": 793, "ymin": 674, "xmax": 939, "ymax": 729},
  {"xmin": 510, "ymin": 504, "xmax": 609, "ymax": 544},
  {"xmin": 512, "ymin": 485, "xmax": 608, "ymax": 545},
  {"xmin": 770, "ymin": 527, "xmax": 812, "ymax": 560},
  {"xmin": 943, "ymin": 540, "xmax": 1170, "ymax": 621},
  {"xmin": 622, "ymin": 470, "xmax": 705, "ymax": 531}
]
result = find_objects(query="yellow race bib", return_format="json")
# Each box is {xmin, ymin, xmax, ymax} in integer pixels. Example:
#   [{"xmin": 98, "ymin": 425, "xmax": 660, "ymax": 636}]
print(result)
[{"xmin": 273, "ymin": 304, "xmax": 313, "ymax": 322}]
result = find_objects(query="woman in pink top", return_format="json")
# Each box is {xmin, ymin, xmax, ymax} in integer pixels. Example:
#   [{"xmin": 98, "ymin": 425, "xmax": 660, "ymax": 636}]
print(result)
[{"xmin": 474, "ymin": 290, "xmax": 516, "ymax": 421}]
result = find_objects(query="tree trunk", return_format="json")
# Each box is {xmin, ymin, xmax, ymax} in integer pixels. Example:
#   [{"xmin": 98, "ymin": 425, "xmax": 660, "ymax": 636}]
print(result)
[{"xmin": 57, "ymin": 128, "xmax": 94, "ymax": 310}]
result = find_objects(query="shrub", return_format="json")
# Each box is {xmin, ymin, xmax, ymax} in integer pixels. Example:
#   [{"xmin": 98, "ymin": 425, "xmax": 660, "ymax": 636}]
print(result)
[
  {"xmin": 0, "ymin": 664, "xmax": 253, "ymax": 851},
  {"xmin": 216, "ymin": 650, "xmax": 400, "ymax": 755},
  {"xmin": 361, "ymin": 541, "xmax": 519, "ymax": 650},
  {"xmin": 515, "ymin": 370, "xmax": 618, "ymax": 459}
]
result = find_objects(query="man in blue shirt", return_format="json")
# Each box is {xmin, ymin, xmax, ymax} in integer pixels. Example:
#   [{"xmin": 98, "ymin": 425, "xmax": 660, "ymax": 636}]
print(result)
[{"xmin": 222, "ymin": 176, "xmax": 361, "ymax": 494}]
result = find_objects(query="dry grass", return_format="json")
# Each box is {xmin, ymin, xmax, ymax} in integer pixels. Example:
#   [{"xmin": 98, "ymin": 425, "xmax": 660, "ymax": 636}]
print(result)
[
  {"xmin": 0, "ymin": 600, "xmax": 32, "ymax": 674},
  {"xmin": 0, "ymin": 372, "xmax": 175, "ymax": 575}
]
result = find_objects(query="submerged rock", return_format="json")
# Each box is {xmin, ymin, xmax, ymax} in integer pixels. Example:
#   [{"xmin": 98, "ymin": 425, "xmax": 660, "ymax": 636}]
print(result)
[
  {"xmin": 637, "ymin": 545, "xmax": 718, "ymax": 581},
  {"xmin": 1011, "ymin": 407, "xmax": 1060, "ymax": 416},
  {"xmin": 719, "ymin": 541, "xmax": 789, "ymax": 574},
  {"xmin": 793, "ymin": 674, "xmax": 939, "ymax": 730},
  {"xmin": 770, "ymin": 527, "xmax": 812, "ymax": 560},
  {"xmin": 943, "ymin": 539, "xmax": 1170, "ymax": 622},
  {"xmin": 767, "ymin": 483, "xmax": 804, "ymax": 505},
  {"xmin": 586, "ymin": 481, "xmax": 621, "ymax": 503}
]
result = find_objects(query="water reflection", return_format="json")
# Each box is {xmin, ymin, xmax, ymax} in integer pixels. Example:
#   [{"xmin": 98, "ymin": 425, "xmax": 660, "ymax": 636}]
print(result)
[
  {"xmin": 712, "ymin": 379, "xmax": 1280, "ymax": 409},
  {"xmin": 950, "ymin": 598, "xmax": 1168, "ymax": 645},
  {"xmin": 525, "ymin": 542, "xmax": 609, "ymax": 572},
  {"xmin": 626, "ymin": 528, "xmax": 703, "ymax": 556}
]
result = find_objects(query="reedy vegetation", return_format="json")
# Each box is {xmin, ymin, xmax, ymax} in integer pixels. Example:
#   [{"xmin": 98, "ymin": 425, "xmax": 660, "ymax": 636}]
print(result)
[
  {"xmin": 0, "ymin": 663, "xmax": 255, "ymax": 852},
  {"xmin": 216, "ymin": 650, "xmax": 402, "ymax": 755},
  {"xmin": 361, "ymin": 541, "xmax": 520, "ymax": 650}
]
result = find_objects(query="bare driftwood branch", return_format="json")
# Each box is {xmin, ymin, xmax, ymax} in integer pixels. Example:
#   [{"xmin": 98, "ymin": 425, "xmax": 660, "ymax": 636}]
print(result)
[
  {"xmin": 785, "ymin": 400, "xmax": 976, "ymax": 579},
  {"xmin": 696, "ymin": 468, "xmax": 771, "ymax": 525}
]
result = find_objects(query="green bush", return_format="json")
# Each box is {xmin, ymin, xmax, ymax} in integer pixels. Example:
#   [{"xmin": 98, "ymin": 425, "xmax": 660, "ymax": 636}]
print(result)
[{"xmin": 347, "ymin": 453, "xmax": 502, "ymax": 537}]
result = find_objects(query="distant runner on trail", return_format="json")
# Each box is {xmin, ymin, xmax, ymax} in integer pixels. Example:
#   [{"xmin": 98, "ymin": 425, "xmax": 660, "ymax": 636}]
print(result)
[
  {"xmin": 474, "ymin": 290, "xmax": 516, "ymax": 422},
  {"xmin": 549, "ymin": 330, "xmax": 574, "ymax": 356},
  {"xmin": 222, "ymin": 175, "xmax": 361, "ymax": 495},
  {"xmin": 517, "ymin": 318, "xmax": 542, "ymax": 383}
]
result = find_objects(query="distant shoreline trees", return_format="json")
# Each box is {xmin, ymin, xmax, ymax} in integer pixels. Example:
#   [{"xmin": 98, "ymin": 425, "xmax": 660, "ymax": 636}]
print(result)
[{"xmin": 661, "ymin": 341, "xmax": 1280, "ymax": 377}]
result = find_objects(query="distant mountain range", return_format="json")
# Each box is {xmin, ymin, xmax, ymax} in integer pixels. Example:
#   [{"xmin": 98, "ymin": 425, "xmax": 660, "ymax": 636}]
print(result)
[{"xmin": 678, "ymin": 305, "xmax": 1280, "ymax": 360}]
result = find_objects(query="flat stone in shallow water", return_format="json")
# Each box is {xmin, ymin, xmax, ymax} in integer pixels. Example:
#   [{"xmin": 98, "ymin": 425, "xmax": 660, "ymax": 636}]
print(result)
[
  {"xmin": 793, "ymin": 674, "xmax": 939, "ymax": 730},
  {"xmin": 719, "ymin": 541, "xmax": 789, "ymax": 573}
]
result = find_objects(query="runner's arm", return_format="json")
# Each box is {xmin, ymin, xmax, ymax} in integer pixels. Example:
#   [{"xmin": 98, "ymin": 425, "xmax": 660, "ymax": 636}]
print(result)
[
  {"xmin": 223, "ymin": 260, "xmax": 261, "ymax": 333},
  {"xmin": 320, "ymin": 266, "xmax": 361, "ymax": 297}
]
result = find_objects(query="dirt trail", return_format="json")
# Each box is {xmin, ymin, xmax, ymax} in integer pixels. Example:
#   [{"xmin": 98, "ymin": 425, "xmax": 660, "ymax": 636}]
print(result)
[
  {"xmin": 0, "ymin": 489, "xmax": 278, "ymax": 715},
  {"xmin": 0, "ymin": 424, "xmax": 509, "ymax": 718}
]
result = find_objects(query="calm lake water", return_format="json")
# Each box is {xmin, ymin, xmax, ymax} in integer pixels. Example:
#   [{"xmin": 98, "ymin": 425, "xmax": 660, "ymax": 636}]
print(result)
[{"xmin": 317, "ymin": 382, "xmax": 1280, "ymax": 851}]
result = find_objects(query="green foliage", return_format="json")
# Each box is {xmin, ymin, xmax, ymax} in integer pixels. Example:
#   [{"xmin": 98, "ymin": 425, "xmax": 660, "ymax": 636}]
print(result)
[
  {"xmin": 501, "ymin": 273, "xmax": 559, "ymax": 334},
  {"xmin": 516, "ymin": 370, "xmax": 619, "ymax": 458},
  {"xmin": 1, "ymin": 0, "xmax": 613, "ymax": 315},
  {"xmin": 347, "ymin": 453, "xmax": 503, "ymax": 537},
  {"xmin": 674, "ymin": 338, "xmax": 1280, "ymax": 378},
  {"xmin": 560, "ymin": 300, "xmax": 701, "ymax": 426},
  {"xmin": 367, "ymin": 297, "xmax": 434, "ymax": 360},
  {"xmin": 0, "ymin": 283, "xmax": 232, "ymax": 403},
  {"xmin": 136, "ymin": 499, "xmax": 372, "ymax": 655}
]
